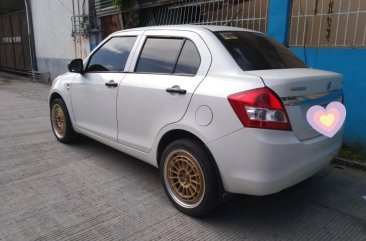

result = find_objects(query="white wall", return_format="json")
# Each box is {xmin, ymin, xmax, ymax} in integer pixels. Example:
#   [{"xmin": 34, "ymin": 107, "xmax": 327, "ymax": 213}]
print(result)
[{"xmin": 30, "ymin": 0, "xmax": 90, "ymax": 79}]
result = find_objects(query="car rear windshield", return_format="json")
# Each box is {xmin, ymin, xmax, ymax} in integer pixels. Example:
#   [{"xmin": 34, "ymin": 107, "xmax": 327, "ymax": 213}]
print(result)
[{"xmin": 214, "ymin": 31, "xmax": 307, "ymax": 71}]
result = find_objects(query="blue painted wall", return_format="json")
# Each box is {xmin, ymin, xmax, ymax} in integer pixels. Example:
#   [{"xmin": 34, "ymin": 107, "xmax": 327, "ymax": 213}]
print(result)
[
  {"xmin": 267, "ymin": 0, "xmax": 291, "ymax": 45},
  {"xmin": 292, "ymin": 48, "xmax": 366, "ymax": 147},
  {"xmin": 268, "ymin": 0, "xmax": 366, "ymax": 147}
]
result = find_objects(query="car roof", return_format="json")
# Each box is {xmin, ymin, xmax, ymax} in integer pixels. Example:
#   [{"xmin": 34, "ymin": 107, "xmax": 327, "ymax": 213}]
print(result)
[{"xmin": 113, "ymin": 24, "xmax": 261, "ymax": 34}]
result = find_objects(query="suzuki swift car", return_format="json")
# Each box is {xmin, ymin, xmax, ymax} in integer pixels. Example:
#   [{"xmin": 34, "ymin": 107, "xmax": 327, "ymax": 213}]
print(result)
[{"xmin": 49, "ymin": 25, "xmax": 343, "ymax": 216}]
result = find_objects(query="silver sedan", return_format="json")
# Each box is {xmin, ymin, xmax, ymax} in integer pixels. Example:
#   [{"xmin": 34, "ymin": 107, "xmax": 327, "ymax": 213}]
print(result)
[{"xmin": 49, "ymin": 25, "xmax": 343, "ymax": 216}]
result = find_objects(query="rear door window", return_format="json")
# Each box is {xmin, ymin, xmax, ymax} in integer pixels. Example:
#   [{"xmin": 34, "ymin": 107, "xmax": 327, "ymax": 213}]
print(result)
[
  {"xmin": 174, "ymin": 40, "xmax": 201, "ymax": 75},
  {"xmin": 86, "ymin": 36, "xmax": 136, "ymax": 72},
  {"xmin": 215, "ymin": 31, "xmax": 307, "ymax": 71},
  {"xmin": 135, "ymin": 38, "xmax": 184, "ymax": 74}
]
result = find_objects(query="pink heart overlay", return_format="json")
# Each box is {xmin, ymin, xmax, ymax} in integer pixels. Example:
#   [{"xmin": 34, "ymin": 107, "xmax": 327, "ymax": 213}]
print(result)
[{"xmin": 306, "ymin": 101, "xmax": 346, "ymax": 138}]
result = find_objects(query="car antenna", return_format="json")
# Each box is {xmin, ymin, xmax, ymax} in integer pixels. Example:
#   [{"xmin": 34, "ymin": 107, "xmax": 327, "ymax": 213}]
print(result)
[{"xmin": 225, "ymin": 8, "xmax": 242, "ymax": 26}]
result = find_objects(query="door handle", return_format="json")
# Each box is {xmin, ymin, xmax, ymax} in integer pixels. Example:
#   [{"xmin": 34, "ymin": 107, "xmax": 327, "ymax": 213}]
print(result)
[
  {"xmin": 105, "ymin": 80, "xmax": 118, "ymax": 87},
  {"xmin": 166, "ymin": 85, "xmax": 186, "ymax": 95}
]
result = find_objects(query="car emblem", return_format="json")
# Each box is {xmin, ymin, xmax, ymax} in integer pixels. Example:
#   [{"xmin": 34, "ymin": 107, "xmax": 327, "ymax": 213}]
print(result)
[{"xmin": 326, "ymin": 81, "xmax": 332, "ymax": 91}]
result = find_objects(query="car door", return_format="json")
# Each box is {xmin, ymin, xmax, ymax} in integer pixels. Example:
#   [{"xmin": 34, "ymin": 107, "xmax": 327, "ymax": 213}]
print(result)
[
  {"xmin": 70, "ymin": 34, "xmax": 139, "ymax": 142},
  {"xmin": 116, "ymin": 30, "xmax": 212, "ymax": 152}
]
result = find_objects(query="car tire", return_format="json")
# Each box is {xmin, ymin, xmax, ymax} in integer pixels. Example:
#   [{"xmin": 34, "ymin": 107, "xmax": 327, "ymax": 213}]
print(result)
[
  {"xmin": 160, "ymin": 138, "xmax": 219, "ymax": 217},
  {"xmin": 50, "ymin": 98, "xmax": 79, "ymax": 143}
]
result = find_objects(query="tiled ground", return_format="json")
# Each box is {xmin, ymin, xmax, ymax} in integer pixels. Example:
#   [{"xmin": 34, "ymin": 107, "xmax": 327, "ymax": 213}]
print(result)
[{"xmin": 0, "ymin": 73, "xmax": 365, "ymax": 241}]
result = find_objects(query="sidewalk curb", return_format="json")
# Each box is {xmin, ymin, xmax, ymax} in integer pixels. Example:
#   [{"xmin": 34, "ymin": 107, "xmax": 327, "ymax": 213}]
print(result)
[{"xmin": 332, "ymin": 157, "xmax": 366, "ymax": 171}]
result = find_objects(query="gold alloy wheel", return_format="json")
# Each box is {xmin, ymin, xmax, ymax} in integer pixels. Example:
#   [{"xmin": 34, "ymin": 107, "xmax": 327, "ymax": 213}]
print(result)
[
  {"xmin": 164, "ymin": 149, "xmax": 205, "ymax": 208},
  {"xmin": 51, "ymin": 104, "xmax": 66, "ymax": 139}
]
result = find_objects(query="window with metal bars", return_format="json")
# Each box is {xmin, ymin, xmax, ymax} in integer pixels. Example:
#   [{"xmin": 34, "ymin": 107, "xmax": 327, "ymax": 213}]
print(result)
[
  {"xmin": 289, "ymin": 0, "xmax": 366, "ymax": 48},
  {"xmin": 139, "ymin": 0, "xmax": 269, "ymax": 33}
]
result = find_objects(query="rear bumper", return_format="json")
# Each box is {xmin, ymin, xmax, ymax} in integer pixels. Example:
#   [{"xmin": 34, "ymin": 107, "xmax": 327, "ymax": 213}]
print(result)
[{"xmin": 207, "ymin": 128, "xmax": 342, "ymax": 195}]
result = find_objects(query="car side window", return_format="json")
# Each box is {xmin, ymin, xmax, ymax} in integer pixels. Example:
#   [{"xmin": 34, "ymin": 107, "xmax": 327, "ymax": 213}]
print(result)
[
  {"xmin": 135, "ymin": 38, "xmax": 184, "ymax": 74},
  {"xmin": 174, "ymin": 40, "xmax": 201, "ymax": 75},
  {"xmin": 86, "ymin": 36, "xmax": 136, "ymax": 72}
]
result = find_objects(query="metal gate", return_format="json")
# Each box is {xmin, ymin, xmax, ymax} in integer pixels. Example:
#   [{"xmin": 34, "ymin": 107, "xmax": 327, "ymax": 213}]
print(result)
[
  {"xmin": 140, "ymin": 0, "xmax": 269, "ymax": 33},
  {"xmin": 0, "ymin": 10, "xmax": 32, "ymax": 71}
]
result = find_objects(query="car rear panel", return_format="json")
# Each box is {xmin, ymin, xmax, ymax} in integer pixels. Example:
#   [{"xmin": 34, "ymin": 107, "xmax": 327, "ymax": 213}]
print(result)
[
  {"xmin": 207, "ymin": 127, "xmax": 343, "ymax": 195},
  {"xmin": 247, "ymin": 68, "xmax": 343, "ymax": 140}
]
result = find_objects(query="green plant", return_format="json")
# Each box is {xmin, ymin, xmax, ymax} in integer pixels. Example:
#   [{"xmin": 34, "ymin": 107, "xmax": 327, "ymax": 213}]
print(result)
[
  {"xmin": 112, "ymin": 0, "xmax": 133, "ymax": 11},
  {"xmin": 338, "ymin": 144, "xmax": 366, "ymax": 163}
]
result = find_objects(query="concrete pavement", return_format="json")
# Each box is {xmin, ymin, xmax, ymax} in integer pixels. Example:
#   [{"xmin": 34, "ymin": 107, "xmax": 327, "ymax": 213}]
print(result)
[{"xmin": 0, "ymin": 73, "xmax": 365, "ymax": 241}]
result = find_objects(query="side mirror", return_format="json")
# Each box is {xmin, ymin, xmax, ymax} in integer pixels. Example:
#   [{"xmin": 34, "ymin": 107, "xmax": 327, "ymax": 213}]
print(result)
[{"xmin": 68, "ymin": 59, "xmax": 84, "ymax": 73}]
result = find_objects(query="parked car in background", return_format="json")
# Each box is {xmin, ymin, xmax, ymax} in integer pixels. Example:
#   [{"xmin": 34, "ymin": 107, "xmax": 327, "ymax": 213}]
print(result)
[{"xmin": 49, "ymin": 25, "xmax": 343, "ymax": 216}]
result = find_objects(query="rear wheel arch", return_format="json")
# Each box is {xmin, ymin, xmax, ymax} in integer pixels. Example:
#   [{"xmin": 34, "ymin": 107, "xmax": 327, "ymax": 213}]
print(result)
[{"xmin": 157, "ymin": 129, "xmax": 224, "ymax": 194}]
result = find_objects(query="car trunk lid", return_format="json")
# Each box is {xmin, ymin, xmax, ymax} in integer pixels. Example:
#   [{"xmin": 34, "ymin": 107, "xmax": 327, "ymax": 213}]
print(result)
[{"xmin": 247, "ymin": 68, "xmax": 343, "ymax": 140}]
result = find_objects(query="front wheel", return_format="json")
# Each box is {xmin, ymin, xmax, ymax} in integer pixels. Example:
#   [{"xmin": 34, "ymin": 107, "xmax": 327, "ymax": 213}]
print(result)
[
  {"xmin": 50, "ymin": 98, "xmax": 79, "ymax": 143},
  {"xmin": 160, "ymin": 138, "xmax": 219, "ymax": 216}
]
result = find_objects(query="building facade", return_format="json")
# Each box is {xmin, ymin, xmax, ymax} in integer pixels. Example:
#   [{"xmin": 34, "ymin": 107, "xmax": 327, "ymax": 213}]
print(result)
[{"xmin": 0, "ymin": 1, "xmax": 34, "ymax": 74}]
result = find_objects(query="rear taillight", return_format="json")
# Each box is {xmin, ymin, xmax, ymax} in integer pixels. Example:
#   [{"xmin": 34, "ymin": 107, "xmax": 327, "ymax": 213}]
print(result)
[{"xmin": 228, "ymin": 87, "xmax": 292, "ymax": 131}]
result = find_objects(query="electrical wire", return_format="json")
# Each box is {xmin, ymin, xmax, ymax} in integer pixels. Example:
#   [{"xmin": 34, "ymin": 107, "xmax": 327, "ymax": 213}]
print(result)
[
  {"xmin": 55, "ymin": 0, "xmax": 73, "ymax": 14},
  {"xmin": 82, "ymin": 0, "xmax": 86, "ymax": 16},
  {"xmin": 298, "ymin": 0, "xmax": 308, "ymax": 65}
]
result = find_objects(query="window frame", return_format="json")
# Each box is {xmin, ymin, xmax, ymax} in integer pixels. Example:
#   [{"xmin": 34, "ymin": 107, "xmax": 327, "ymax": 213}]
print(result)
[
  {"xmin": 84, "ymin": 35, "xmax": 137, "ymax": 73},
  {"xmin": 133, "ymin": 36, "xmax": 201, "ymax": 77}
]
